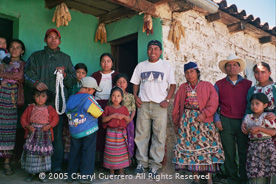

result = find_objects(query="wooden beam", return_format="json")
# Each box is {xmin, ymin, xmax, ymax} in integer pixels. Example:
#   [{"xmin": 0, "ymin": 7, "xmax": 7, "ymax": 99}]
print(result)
[
  {"xmin": 45, "ymin": 0, "xmax": 67, "ymax": 9},
  {"xmin": 66, "ymin": 1, "xmax": 107, "ymax": 16},
  {"xmin": 205, "ymin": 12, "xmax": 221, "ymax": 22},
  {"xmin": 227, "ymin": 21, "xmax": 245, "ymax": 33},
  {"xmin": 109, "ymin": 0, "xmax": 157, "ymax": 16},
  {"xmin": 168, "ymin": 0, "xmax": 193, "ymax": 12},
  {"xmin": 99, "ymin": 7, "xmax": 137, "ymax": 24},
  {"xmin": 259, "ymin": 36, "xmax": 271, "ymax": 44}
]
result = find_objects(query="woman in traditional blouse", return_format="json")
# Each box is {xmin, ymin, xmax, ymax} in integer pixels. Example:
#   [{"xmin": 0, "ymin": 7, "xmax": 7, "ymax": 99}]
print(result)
[{"xmin": 172, "ymin": 62, "xmax": 224, "ymax": 184}]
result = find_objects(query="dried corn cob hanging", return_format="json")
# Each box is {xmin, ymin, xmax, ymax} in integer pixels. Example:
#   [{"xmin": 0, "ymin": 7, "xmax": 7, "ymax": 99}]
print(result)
[
  {"xmin": 168, "ymin": 20, "xmax": 185, "ymax": 50},
  {"xmin": 143, "ymin": 13, "xmax": 153, "ymax": 35},
  {"xmin": 52, "ymin": 3, "xmax": 72, "ymax": 27},
  {"xmin": 95, "ymin": 23, "xmax": 107, "ymax": 44}
]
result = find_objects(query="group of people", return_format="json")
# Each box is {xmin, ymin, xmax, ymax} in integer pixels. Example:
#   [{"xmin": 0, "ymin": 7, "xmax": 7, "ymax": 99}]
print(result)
[{"xmin": 0, "ymin": 28, "xmax": 275, "ymax": 184}]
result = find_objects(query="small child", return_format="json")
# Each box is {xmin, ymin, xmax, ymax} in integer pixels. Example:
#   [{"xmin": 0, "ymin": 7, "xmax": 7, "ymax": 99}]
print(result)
[
  {"xmin": 242, "ymin": 93, "xmax": 276, "ymax": 183},
  {"xmin": 63, "ymin": 63, "xmax": 88, "ymax": 159},
  {"xmin": 68, "ymin": 63, "xmax": 88, "ymax": 96},
  {"xmin": 114, "ymin": 73, "xmax": 136, "ymax": 158},
  {"xmin": 66, "ymin": 76, "xmax": 103, "ymax": 183},
  {"xmin": 0, "ymin": 36, "xmax": 11, "ymax": 65},
  {"xmin": 102, "ymin": 86, "xmax": 131, "ymax": 176},
  {"xmin": 21, "ymin": 89, "xmax": 59, "ymax": 182}
]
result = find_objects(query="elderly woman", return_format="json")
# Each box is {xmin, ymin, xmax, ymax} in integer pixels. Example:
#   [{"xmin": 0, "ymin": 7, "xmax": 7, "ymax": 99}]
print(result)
[
  {"xmin": 172, "ymin": 62, "xmax": 224, "ymax": 184},
  {"xmin": 0, "ymin": 39, "xmax": 25, "ymax": 175}
]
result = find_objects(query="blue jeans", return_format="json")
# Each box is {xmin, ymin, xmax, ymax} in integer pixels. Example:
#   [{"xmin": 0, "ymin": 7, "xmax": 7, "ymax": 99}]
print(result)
[
  {"xmin": 51, "ymin": 114, "xmax": 65, "ymax": 172},
  {"xmin": 67, "ymin": 132, "xmax": 97, "ymax": 177}
]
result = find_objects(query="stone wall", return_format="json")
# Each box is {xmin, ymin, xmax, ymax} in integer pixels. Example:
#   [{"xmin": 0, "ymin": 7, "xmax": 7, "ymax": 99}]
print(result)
[
  {"xmin": 162, "ymin": 10, "xmax": 276, "ymax": 88},
  {"xmin": 160, "ymin": 9, "xmax": 276, "ymax": 174}
]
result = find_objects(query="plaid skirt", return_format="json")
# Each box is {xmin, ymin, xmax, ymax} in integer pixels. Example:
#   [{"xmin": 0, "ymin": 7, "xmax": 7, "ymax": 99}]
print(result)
[
  {"xmin": 21, "ymin": 123, "xmax": 53, "ymax": 173},
  {"xmin": 103, "ymin": 127, "xmax": 130, "ymax": 169},
  {"xmin": 173, "ymin": 109, "xmax": 224, "ymax": 173},
  {"xmin": 0, "ymin": 84, "xmax": 18, "ymax": 158},
  {"xmin": 246, "ymin": 138, "xmax": 276, "ymax": 178}
]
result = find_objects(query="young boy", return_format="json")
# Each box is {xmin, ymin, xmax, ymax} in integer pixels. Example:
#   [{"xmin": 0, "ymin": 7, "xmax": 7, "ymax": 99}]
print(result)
[
  {"xmin": 66, "ymin": 76, "xmax": 103, "ymax": 183},
  {"xmin": 0, "ymin": 36, "xmax": 11, "ymax": 65}
]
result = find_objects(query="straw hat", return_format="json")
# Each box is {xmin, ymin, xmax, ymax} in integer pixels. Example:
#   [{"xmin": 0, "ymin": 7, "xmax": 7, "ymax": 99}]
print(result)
[{"xmin": 218, "ymin": 54, "xmax": 246, "ymax": 74}]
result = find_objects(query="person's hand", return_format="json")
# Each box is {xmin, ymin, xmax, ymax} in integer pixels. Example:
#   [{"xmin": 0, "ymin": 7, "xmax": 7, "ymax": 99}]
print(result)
[
  {"xmin": 56, "ymin": 66, "xmax": 66, "ymax": 78},
  {"xmin": 160, "ymin": 100, "xmax": 169, "ymax": 108},
  {"xmin": 265, "ymin": 112, "xmax": 276, "ymax": 121},
  {"xmin": 42, "ymin": 124, "xmax": 52, "ymax": 132},
  {"xmin": 27, "ymin": 125, "xmax": 36, "ymax": 132},
  {"xmin": 250, "ymin": 126, "xmax": 260, "ymax": 135},
  {"xmin": 112, "ymin": 113, "xmax": 119, "ymax": 119},
  {"xmin": 117, "ymin": 114, "xmax": 125, "ymax": 120},
  {"xmin": 36, "ymin": 82, "xmax": 48, "ymax": 91},
  {"xmin": 195, "ymin": 114, "xmax": 205, "ymax": 122},
  {"xmin": 215, "ymin": 121, "xmax": 223, "ymax": 131},
  {"xmin": 134, "ymin": 96, "xmax": 142, "ymax": 108},
  {"xmin": 241, "ymin": 122, "xmax": 248, "ymax": 134},
  {"xmin": 174, "ymin": 125, "xmax": 179, "ymax": 134}
]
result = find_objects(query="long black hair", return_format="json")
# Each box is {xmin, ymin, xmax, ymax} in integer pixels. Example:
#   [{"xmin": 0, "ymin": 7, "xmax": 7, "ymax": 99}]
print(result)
[
  {"xmin": 75, "ymin": 63, "xmax": 88, "ymax": 73},
  {"xmin": 253, "ymin": 62, "xmax": 273, "ymax": 82},
  {"xmin": 114, "ymin": 73, "xmax": 130, "ymax": 91},
  {"xmin": 9, "ymin": 39, "xmax": 26, "ymax": 60},
  {"xmin": 108, "ymin": 86, "xmax": 124, "ymax": 106},
  {"xmin": 250, "ymin": 93, "xmax": 269, "ymax": 112},
  {"xmin": 31, "ymin": 89, "xmax": 53, "ymax": 105}
]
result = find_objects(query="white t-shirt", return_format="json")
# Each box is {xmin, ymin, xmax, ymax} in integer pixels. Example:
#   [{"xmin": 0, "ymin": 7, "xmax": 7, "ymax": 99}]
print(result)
[
  {"xmin": 130, "ymin": 59, "xmax": 176, "ymax": 103},
  {"xmin": 95, "ymin": 71, "xmax": 114, "ymax": 100}
]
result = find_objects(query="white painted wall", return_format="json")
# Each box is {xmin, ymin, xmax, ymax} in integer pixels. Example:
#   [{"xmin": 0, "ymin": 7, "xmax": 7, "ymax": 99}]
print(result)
[{"xmin": 161, "ymin": 10, "xmax": 276, "ymax": 88}]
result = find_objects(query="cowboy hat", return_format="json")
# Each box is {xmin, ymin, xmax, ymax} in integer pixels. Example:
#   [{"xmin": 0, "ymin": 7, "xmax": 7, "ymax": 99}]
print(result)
[{"xmin": 218, "ymin": 54, "xmax": 246, "ymax": 74}]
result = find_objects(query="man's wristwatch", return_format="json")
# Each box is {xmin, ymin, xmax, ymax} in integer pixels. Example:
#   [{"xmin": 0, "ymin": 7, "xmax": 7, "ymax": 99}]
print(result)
[{"xmin": 165, "ymin": 99, "xmax": 170, "ymax": 103}]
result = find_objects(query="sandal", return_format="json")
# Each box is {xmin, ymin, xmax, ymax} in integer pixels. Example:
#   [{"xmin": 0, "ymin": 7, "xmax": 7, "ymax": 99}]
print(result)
[
  {"xmin": 25, "ymin": 174, "xmax": 36, "ymax": 182},
  {"xmin": 4, "ymin": 163, "xmax": 14, "ymax": 176}
]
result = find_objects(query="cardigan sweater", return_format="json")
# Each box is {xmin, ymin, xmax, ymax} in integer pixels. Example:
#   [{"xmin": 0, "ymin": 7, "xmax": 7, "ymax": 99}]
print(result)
[
  {"xmin": 91, "ymin": 70, "xmax": 119, "ymax": 87},
  {"xmin": 172, "ymin": 81, "xmax": 219, "ymax": 128},
  {"xmin": 21, "ymin": 104, "xmax": 59, "ymax": 141},
  {"xmin": 216, "ymin": 78, "xmax": 252, "ymax": 119}
]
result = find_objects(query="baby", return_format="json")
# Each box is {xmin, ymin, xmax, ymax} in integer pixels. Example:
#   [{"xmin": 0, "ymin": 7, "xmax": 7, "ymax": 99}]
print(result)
[{"xmin": 0, "ymin": 36, "xmax": 12, "ymax": 66}]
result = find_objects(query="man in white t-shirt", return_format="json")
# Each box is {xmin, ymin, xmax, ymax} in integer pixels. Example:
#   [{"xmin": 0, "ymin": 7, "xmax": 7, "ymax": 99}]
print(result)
[{"xmin": 130, "ymin": 40, "xmax": 176, "ymax": 177}]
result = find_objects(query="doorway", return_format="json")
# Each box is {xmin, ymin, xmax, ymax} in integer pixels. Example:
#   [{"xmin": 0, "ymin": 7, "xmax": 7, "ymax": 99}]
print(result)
[
  {"xmin": 110, "ymin": 33, "xmax": 138, "ymax": 93},
  {"xmin": 0, "ymin": 17, "xmax": 13, "ymax": 46}
]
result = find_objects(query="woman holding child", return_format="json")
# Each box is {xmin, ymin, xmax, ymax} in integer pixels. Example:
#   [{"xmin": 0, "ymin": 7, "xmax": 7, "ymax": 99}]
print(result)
[
  {"xmin": 0, "ymin": 39, "xmax": 26, "ymax": 175},
  {"xmin": 241, "ymin": 62, "xmax": 276, "ymax": 183}
]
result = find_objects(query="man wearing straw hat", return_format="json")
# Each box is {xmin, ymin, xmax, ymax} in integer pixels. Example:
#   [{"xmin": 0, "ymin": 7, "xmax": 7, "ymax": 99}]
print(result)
[{"xmin": 214, "ymin": 54, "xmax": 252, "ymax": 184}]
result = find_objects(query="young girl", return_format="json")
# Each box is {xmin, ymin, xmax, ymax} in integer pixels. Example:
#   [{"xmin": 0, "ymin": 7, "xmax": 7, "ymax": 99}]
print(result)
[
  {"xmin": 242, "ymin": 93, "xmax": 276, "ymax": 183},
  {"xmin": 21, "ymin": 89, "xmax": 59, "ymax": 182},
  {"xmin": 114, "ymin": 74, "xmax": 136, "ymax": 158},
  {"xmin": 102, "ymin": 87, "xmax": 131, "ymax": 175},
  {"xmin": 64, "ymin": 63, "xmax": 87, "ymax": 159}
]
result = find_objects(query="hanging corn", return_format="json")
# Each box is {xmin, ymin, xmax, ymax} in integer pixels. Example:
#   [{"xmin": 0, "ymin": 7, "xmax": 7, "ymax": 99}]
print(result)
[
  {"xmin": 95, "ymin": 23, "xmax": 107, "ymax": 44},
  {"xmin": 168, "ymin": 20, "xmax": 185, "ymax": 50},
  {"xmin": 52, "ymin": 3, "xmax": 72, "ymax": 27},
  {"xmin": 143, "ymin": 13, "xmax": 153, "ymax": 35}
]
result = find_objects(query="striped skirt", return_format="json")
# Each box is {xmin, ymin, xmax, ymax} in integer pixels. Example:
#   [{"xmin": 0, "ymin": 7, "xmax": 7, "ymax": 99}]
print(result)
[
  {"xmin": 103, "ymin": 127, "xmax": 130, "ymax": 169},
  {"xmin": 21, "ymin": 124, "xmax": 53, "ymax": 174},
  {"xmin": 0, "ymin": 84, "xmax": 18, "ymax": 158}
]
